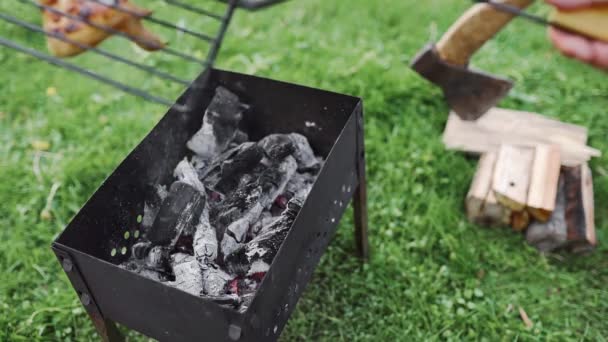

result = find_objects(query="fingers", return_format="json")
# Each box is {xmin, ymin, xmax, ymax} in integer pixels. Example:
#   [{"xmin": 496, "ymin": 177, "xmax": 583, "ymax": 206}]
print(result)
[
  {"xmin": 549, "ymin": 28, "xmax": 608, "ymax": 69},
  {"xmin": 545, "ymin": 0, "xmax": 608, "ymax": 9},
  {"xmin": 590, "ymin": 40, "xmax": 608, "ymax": 69}
]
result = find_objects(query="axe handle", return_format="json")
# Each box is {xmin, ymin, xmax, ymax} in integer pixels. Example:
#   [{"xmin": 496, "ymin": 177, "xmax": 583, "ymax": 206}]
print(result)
[{"xmin": 436, "ymin": 0, "xmax": 534, "ymax": 66}]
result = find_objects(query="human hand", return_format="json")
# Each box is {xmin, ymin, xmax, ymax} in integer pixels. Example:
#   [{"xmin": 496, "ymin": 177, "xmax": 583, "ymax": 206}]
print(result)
[{"xmin": 545, "ymin": 0, "xmax": 608, "ymax": 69}]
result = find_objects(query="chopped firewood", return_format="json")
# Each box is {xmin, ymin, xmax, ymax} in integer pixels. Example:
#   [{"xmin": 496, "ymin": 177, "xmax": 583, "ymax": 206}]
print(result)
[
  {"xmin": 511, "ymin": 210, "xmax": 530, "ymax": 232},
  {"xmin": 465, "ymin": 152, "xmax": 510, "ymax": 226},
  {"xmin": 526, "ymin": 175, "xmax": 567, "ymax": 252},
  {"xmin": 527, "ymin": 145, "xmax": 561, "ymax": 222},
  {"xmin": 482, "ymin": 188, "xmax": 511, "ymax": 226},
  {"xmin": 479, "ymin": 108, "xmax": 589, "ymax": 145},
  {"xmin": 526, "ymin": 165, "xmax": 596, "ymax": 253},
  {"xmin": 466, "ymin": 152, "xmax": 496, "ymax": 222},
  {"xmin": 442, "ymin": 109, "xmax": 600, "ymax": 166},
  {"xmin": 493, "ymin": 145, "xmax": 535, "ymax": 212},
  {"xmin": 564, "ymin": 164, "xmax": 596, "ymax": 253}
]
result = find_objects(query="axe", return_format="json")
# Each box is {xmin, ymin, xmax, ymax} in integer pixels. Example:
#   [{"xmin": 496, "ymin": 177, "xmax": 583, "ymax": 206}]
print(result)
[{"xmin": 411, "ymin": 0, "xmax": 533, "ymax": 120}]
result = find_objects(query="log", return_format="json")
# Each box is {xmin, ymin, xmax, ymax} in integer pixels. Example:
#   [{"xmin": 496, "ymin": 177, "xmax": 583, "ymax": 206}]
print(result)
[
  {"xmin": 442, "ymin": 109, "xmax": 600, "ymax": 166},
  {"xmin": 526, "ymin": 175, "xmax": 567, "ymax": 252},
  {"xmin": 527, "ymin": 144, "xmax": 561, "ymax": 222},
  {"xmin": 465, "ymin": 152, "xmax": 510, "ymax": 226},
  {"xmin": 511, "ymin": 210, "xmax": 531, "ymax": 232},
  {"xmin": 526, "ymin": 165, "xmax": 596, "ymax": 253},
  {"xmin": 493, "ymin": 145, "xmax": 535, "ymax": 211},
  {"xmin": 466, "ymin": 152, "xmax": 496, "ymax": 222},
  {"xmin": 482, "ymin": 188, "xmax": 511, "ymax": 226},
  {"xmin": 564, "ymin": 164, "xmax": 597, "ymax": 253}
]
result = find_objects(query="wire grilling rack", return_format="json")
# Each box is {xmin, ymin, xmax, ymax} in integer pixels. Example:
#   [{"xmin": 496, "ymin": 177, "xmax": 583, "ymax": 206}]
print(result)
[{"xmin": 0, "ymin": 0, "xmax": 286, "ymax": 111}]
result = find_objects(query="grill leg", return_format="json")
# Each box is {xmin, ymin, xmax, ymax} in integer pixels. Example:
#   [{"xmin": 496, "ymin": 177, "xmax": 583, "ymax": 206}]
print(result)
[
  {"xmin": 353, "ymin": 179, "xmax": 369, "ymax": 260},
  {"xmin": 89, "ymin": 316, "xmax": 124, "ymax": 342},
  {"xmin": 353, "ymin": 105, "xmax": 369, "ymax": 261},
  {"xmin": 52, "ymin": 246, "xmax": 124, "ymax": 342}
]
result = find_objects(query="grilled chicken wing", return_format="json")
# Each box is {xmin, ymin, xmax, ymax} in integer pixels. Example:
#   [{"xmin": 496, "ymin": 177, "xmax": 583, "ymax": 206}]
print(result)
[{"xmin": 41, "ymin": 0, "xmax": 165, "ymax": 57}]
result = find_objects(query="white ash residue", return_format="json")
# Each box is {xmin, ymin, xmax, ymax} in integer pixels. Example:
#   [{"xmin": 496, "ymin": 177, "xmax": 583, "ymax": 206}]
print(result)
[{"xmin": 120, "ymin": 86, "xmax": 323, "ymax": 312}]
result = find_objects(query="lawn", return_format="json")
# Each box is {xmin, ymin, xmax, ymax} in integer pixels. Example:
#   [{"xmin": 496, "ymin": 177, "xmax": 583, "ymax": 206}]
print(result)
[{"xmin": 1, "ymin": 0, "xmax": 607, "ymax": 340}]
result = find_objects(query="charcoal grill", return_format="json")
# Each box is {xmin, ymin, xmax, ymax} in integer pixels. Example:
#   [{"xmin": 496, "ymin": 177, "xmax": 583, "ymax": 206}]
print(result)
[
  {"xmin": 52, "ymin": 69, "xmax": 369, "ymax": 341},
  {"xmin": 1, "ymin": 1, "xmax": 369, "ymax": 340}
]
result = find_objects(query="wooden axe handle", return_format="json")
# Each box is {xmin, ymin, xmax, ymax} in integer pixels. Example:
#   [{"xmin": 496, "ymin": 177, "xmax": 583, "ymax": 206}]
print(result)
[{"xmin": 436, "ymin": 0, "xmax": 535, "ymax": 66}]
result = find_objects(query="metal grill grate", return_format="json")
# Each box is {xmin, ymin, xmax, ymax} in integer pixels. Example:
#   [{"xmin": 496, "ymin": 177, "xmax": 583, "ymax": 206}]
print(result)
[{"xmin": 0, "ymin": 0, "xmax": 285, "ymax": 110}]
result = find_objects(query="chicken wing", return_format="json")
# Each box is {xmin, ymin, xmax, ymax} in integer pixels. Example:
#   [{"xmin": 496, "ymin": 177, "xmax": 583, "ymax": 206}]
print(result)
[{"xmin": 41, "ymin": 0, "xmax": 165, "ymax": 57}]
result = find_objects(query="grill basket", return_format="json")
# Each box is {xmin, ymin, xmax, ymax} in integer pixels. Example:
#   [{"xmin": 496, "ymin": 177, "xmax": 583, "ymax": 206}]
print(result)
[{"xmin": 52, "ymin": 68, "xmax": 369, "ymax": 341}]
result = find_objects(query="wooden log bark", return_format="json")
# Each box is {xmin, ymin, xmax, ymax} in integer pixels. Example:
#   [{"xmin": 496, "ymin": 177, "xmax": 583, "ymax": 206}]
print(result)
[
  {"xmin": 526, "ymin": 175, "xmax": 567, "ymax": 252},
  {"xmin": 526, "ymin": 165, "xmax": 596, "ymax": 253}
]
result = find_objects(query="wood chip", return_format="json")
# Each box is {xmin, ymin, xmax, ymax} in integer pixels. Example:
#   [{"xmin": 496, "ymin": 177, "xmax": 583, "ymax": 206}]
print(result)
[{"xmin": 518, "ymin": 306, "xmax": 533, "ymax": 328}]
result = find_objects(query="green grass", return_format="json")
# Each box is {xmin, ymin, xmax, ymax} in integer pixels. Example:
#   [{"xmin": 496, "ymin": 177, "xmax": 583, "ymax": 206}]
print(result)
[{"xmin": 1, "ymin": 0, "xmax": 607, "ymax": 340}]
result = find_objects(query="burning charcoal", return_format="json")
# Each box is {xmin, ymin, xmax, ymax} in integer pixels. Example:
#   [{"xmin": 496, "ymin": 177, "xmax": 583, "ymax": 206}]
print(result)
[
  {"xmin": 119, "ymin": 260, "xmax": 167, "ymax": 282},
  {"xmin": 272, "ymin": 181, "xmax": 312, "ymax": 216},
  {"xmin": 190, "ymin": 155, "xmax": 207, "ymax": 172},
  {"xmin": 174, "ymin": 158, "xmax": 206, "ymax": 194},
  {"xmin": 173, "ymin": 234, "xmax": 194, "ymax": 255},
  {"xmin": 201, "ymin": 263, "xmax": 233, "ymax": 296},
  {"xmin": 215, "ymin": 156, "xmax": 296, "ymax": 227},
  {"xmin": 257, "ymin": 134, "xmax": 295, "ymax": 161},
  {"xmin": 233, "ymin": 129, "xmax": 249, "ymax": 145},
  {"xmin": 193, "ymin": 205, "xmax": 218, "ymax": 263},
  {"xmin": 200, "ymin": 142, "xmax": 264, "ymax": 194},
  {"xmin": 144, "ymin": 246, "xmax": 170, "ymax": 271},
  {"xmin": 187, "ymin": 87, "xmax": 246, "ymax": 161},
  {"xmin": 250, "ymin": 211, "xmax": 274, "ymax": 237},
  {"xmin": 215, "ymin": 143, "xmax": 264, "ymax": 194},
  {"xmin": 206, "ymin": 294, "xmax": 241, "ymax": 308},
  {"xmin": 131, "ymin": 241, "xmax": 152, "ymax": 260},
  {"xmin": 148, "ymin": 181, "xmax": 205, "ymax": 247},
  {"xmin": 168, "ymin": 253, "xmax": 204, "ymax": 296},
  {"xmin": 285, "ymin": 172, "xmax": 315, "ymax": 197},
  {"xmin": 259, "ymin": 156, "xmax": 297, "ymax": 208},
  {"xmin": 292, "ymin": 184, "xmax": 312, "ymax": 203},
  {"xmin": 225, "ymin": 198, "xmax": 302, "ymax": 276},
  {"xmin": 226, "ymin": 277, "xmax": 259, "ymax": 296},
  {"xmin": 142, "ymin": 184, "xmax": 168, "ymax": 231},
  {"xmin": 288, "ymin": 133, "xmax": 321, "ymax": 171},
  {"xmin": 238, "ymin": 293, "xmax": 255, "ymax": 313},
  {"xmin": 221, "ymin": 203, "xmax": 264, "ymax": 257}
]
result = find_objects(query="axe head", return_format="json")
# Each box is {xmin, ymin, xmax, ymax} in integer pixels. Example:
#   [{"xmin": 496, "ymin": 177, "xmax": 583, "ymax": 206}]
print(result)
[{"xmin": 411, "ymin": 44, "xmax": 513, "ymax": 121}]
